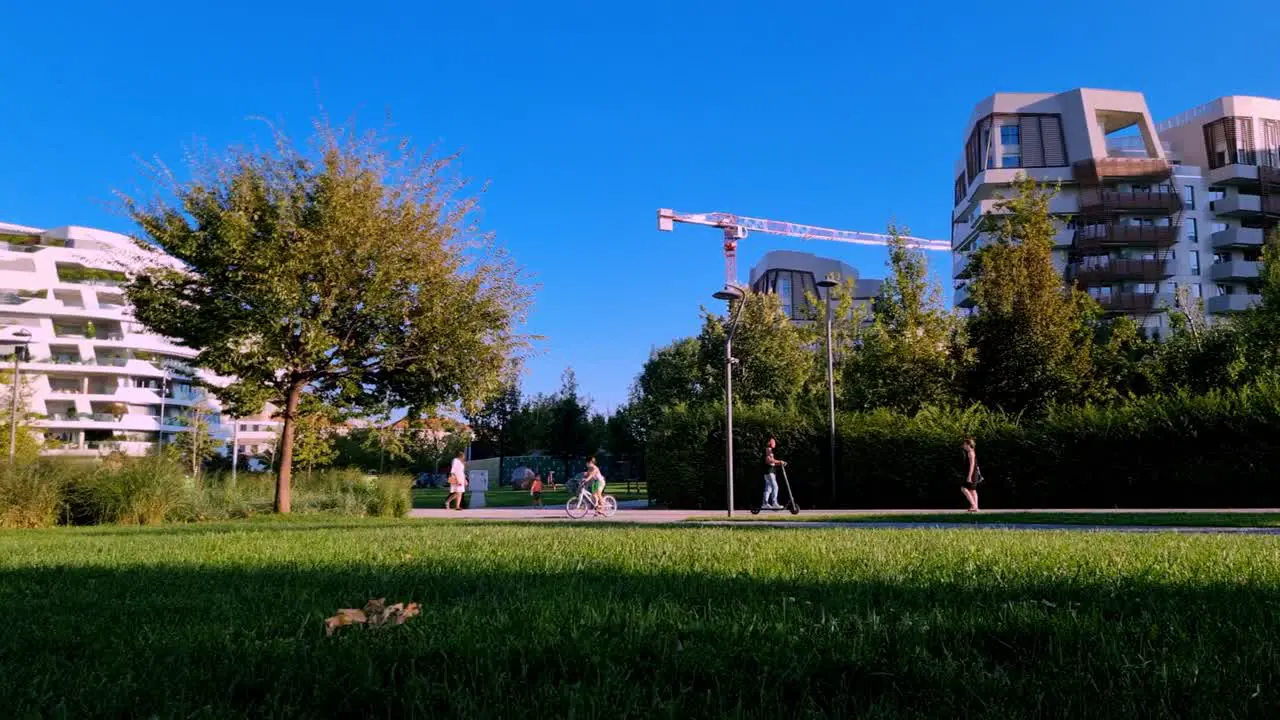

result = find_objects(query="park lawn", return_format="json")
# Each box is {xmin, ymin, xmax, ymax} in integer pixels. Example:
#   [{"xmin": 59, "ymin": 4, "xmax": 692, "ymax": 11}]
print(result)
[
  {"xmin": 412, "ymin": 482, "xmax": 648, "ymax": 508},
  {"xmin": 3, "ymin": 519, "xmax": 1280, "ymax": 717},
  {"xmin": 717, "ymin": 511, "xmax": 1280, "ymax": 528}
]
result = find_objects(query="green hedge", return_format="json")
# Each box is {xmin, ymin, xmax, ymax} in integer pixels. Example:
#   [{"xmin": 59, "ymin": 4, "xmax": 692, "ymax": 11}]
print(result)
[{"xmin": 647, "ymin": 384, "xmax": 1280, "ymax": 510}]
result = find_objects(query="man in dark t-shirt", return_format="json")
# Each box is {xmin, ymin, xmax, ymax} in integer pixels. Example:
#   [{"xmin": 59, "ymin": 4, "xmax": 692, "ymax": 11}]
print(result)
[{"xmin": 762, "ymin": 437, "xmax": 785, "ymax": 510}]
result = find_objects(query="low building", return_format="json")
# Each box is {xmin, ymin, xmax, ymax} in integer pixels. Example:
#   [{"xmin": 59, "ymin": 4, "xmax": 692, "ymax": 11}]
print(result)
[{"xmin": 748, "ymin": 250, "xmax": 880, "ymax": 323}]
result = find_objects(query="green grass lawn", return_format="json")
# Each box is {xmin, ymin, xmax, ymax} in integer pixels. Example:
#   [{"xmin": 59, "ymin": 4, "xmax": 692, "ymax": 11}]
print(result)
[
  {"xmin": 413, "ymin": 482, "xmax": 648, "ymax": 508},
  {"xmin": 3, "ymin": 519, "xmax": 1280, "ymax": 717},
  {"xmin": 718, "ymin": 511, "xmax": 1280, "ymax": 528}
]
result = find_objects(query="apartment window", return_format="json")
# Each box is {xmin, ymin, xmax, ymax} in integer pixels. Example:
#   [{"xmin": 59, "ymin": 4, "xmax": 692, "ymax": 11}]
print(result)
[
  {"xmin": 1191, "ymin": 283, "xmax": 1202, "ymax": 298},
  {"xmin": 1136, "ymin": 283, "xmax": 1156, "ymax": 295},
  {"xmin": 1187, "ymin": 218, "xmax": 1198, "ymax": 243},
  {"xmin": 1209, "ymin": 189, "xmax": 1225, "ymax": 202},
  {"xmin": 1218, "ymin": 284, "xmax": 1231, "ymax": 296},
  {"xmin": 1089, "ymin": 286, "xmax": 1113, "ymax": 301},
  {"xmin": 1184, "ymin": 185, "xmax": 1195, "ymax": 209},
  {"xmin": 778, "ymin": 275, "xmax": 793, "ymax": 318},
  {"xmin": 1212, "ymin": 222, "xmax": 1228, "ymax": 233},
  {"xmin": 1001, "ymin": 154, "xmax": 1021, "ymax": 168},
  {"xmin": 1000, "ymin": 125, "xmax": 1020, "ymax": 145},
  {"xmin": 1190, "ymin": 251, "xmax": 1201, "ymax": 274}
]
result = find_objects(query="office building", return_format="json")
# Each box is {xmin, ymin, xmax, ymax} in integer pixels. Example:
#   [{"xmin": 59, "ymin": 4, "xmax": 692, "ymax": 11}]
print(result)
[
  {"xmin": 0, "ymin": 220, "xmax": 280, "ymax": 456},
  {"xmin": 748, "ymin": 250, "xmax": 881, "ymax": 323},
  {"xmin": 952, "ymin": 89, "xmax": 1280, "ymax": 336}
]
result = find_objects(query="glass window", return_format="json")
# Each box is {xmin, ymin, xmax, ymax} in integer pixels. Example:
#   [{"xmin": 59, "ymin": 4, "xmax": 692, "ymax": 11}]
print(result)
[
  {"xmin": 1000, "ymin": 125, "xmax": 1020, "ymax": 145},
  {"xmin": 1212, "ymin": 222, "xmax": 1228, "ymax": 233},
  {"xmin": 1136, "ymin": 283, "xmax": 1156, "ymax": 294},
  {"xmin": 778, "ymin": 274, "xmax": 793, "ymax": 318},
  {"xmin": 1001, "ymin": 154, "xmax": 1021, "ymax": 168},
  {"xmin": 1187, "ymin": 218, "xmax": 1198, "ymax": 242},
  {"xmin": 1191, "ymin": 284, "xmax": 1202, "ymax": 298},
  {"xmin": 1190, "ymin": 251, "xmax": 1201, "ymax": 274},
  {"xmin": 1184, "ymin": 185, "xmax": 1196, "ymax": 209},
  {"xmin": 1210, "ymin": 189, "xmax": 1225, "ymax": 202}
]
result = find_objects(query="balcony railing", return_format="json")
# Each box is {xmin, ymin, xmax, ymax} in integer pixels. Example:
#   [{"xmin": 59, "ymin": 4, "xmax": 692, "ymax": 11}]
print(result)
[
  {"xmin": 1075, "ymin": 224, "xmax": 1179, "ymax": 249},
  {"xmin": 1071, "ymin": 258, "xmax": 1173, "ymax": 284},
  {"xmin": 1096, "ymin": 292, "xmax": 1164, "ymax": 313},
  {"xmin": 1077, "ymin": 188, "xmax": 1182, "ymax": 214}
]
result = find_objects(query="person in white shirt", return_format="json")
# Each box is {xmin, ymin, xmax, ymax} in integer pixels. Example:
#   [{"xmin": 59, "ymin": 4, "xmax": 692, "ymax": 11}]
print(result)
[{"xmin": 446, "ymin": 451, "xmax": 467, "ymax": 511}]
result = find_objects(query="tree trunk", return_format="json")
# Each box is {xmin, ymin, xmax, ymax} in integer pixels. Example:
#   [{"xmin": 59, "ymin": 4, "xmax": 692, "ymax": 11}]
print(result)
[{"xmin": 274, "ymin": 382, "xmax": 304, "ymax": 513}]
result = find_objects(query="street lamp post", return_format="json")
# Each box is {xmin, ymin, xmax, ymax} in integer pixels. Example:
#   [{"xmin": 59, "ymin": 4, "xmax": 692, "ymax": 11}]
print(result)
[
  {"xmin": 712, "ymin": 284, "xmax": 747, "ymax": 517},
  {"xmin": 7, "ymin": 329, "xmax": 32, "ymax": 464},
  {"xmin": 816, "ymin": 276, "xmax": 839, "ymax": 504}
]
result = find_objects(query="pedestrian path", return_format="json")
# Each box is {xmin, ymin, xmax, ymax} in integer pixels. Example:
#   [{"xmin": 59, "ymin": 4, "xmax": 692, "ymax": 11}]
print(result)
[{"xmin": 407, "ymin": 506, "xmax": 1280, "ymax": 532}]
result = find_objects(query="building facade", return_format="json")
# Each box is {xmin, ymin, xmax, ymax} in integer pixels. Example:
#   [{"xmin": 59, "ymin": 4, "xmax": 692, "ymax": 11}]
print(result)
[
  {"xmin": 748, "ymin": 250, "xmax": 881, "ymax": 323},
  {"xmin": 952, "ymin": 89, "xmax": 1280, "ymax": 336},
  {"xmin": 0, "ymin": 221, "xmax": 280, "ymax": 457}
]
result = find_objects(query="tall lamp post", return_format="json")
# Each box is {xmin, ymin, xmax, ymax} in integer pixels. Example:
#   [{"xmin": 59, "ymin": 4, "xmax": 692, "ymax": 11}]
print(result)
[
  {"xmin": 816, "ymin": 276, "xmax": 839, "ymax": 504},
  {"xmin": 712, "ymin": 284, "xmax": 747, "ymax": 517},
  {"xmin": 7, "ymin": 329, "xmax": 32, "ymax": 464}
]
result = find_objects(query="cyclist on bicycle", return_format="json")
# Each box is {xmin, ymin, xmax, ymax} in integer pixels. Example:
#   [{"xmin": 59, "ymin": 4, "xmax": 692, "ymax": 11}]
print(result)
[{"xmin": 583, "ymin": 456, "xmax": 606, "ymax": 515}]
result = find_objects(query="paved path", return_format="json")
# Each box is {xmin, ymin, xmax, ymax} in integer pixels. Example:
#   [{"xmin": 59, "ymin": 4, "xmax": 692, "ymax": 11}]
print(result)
[{"xmin": 408, "ymin": 506, "xmax": 1280, "ymax": 533}]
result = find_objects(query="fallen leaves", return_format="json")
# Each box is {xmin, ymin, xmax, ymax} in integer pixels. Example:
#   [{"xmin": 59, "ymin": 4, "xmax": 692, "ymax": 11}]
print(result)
[{"xmin": 325, "ymin": 598, "xmax": 421, "ymax": 636}]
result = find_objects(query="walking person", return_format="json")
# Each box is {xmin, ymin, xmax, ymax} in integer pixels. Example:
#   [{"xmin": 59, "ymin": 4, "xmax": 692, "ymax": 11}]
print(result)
[
  {"xmin": 762, "ymin": 437, "xmax": 785, "ymax": 510},
  {"xmin": 961, "ymin": 436, "xmax": 981, "ymax": 512},
  {"xmin": 530, "ymin": 474, "xmax": 544, "ymax": 508},
  {"xmin": 446, "ymin": 451, "xmax": 467, "ymax": 511}
]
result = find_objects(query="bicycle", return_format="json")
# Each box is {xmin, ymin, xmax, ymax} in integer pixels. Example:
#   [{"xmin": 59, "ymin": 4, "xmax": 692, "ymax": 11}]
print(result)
[{"xmin": 565, "ymin": 481, "xmax": 617, "ymax": 519}]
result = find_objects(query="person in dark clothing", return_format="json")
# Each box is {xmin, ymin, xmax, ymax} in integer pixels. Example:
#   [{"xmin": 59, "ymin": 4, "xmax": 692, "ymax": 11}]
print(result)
[{"xmin": 961, "ymin": 437, "xmax": 981, "ymax": 512}]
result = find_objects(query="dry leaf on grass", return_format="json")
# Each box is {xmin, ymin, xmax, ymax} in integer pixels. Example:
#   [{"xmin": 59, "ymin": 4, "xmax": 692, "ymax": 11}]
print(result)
[{"xmin": 325, "ymin": 598, "xmax": 421, "ymax": 636}]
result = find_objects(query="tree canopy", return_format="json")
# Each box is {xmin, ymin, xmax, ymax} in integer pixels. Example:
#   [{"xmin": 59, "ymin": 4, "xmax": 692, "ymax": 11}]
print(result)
[{"xmin": 122, "ymin": 118, "xmax": 532, "ymax": 511}]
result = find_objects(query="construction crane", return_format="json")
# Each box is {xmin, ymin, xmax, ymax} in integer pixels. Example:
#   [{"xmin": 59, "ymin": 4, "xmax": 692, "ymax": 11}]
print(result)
[{"xmin": 656, "ymin": 208, "xmax": 951, "ymax": 286}]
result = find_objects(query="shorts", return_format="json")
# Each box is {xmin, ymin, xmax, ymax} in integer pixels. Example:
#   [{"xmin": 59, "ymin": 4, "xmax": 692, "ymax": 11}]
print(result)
[
  {"xmin": 532, "ymin": 491, "xmax": 542, "ymax": 499},
  {"xmin": 590, "ymin": 480, "xmax": 603, "ymax": 494},
  {"xmin": 961, "ymin": 479, "xmax": 978, "ymax": 491}
]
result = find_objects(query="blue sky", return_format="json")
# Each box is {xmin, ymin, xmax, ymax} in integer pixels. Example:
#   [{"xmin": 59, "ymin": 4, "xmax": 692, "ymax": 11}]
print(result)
[{"xmin": 3, "ymin": 0, "xmax": 1278, "ymax": 412}]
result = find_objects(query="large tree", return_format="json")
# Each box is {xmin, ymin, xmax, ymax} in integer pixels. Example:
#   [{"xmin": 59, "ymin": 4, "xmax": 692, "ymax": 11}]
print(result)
[
  {"xmin": 839, "ymin": 226, "xmax": 959, "ymax": 413},
  {"xmin": 464, "ymin": 378, "xmax": 521, "ymax": 459},
  {"xmin": 964, "ymin": 175, "xmax": 1095, "ymax": 414},
  {"xmin": 122, "ymin": 119, "xmax": 532, "ymax": 512},
  {"xmin": 697, "ymin": 290, "xmax": 812, "ymax": 407}
]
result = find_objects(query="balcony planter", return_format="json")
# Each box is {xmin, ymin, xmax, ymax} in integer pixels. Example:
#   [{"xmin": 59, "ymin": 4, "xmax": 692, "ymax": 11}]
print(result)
[{"xmin": 85, "ymin": 321, "xmax": 97, "ymax": 340}]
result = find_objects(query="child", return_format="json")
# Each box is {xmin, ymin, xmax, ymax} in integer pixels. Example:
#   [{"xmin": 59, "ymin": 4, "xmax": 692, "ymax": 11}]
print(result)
[
  {"xmin": 583, "ymin": 457, "xmax": 606, "ymax": 515},
  {"xmin": 530, "ymin": 474, "xmax": 544, "ymax": 508}
]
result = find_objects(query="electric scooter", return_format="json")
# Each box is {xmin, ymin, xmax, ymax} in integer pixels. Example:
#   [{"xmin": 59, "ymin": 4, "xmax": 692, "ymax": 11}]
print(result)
[{"xmin": 750, "ymin": 464, "xmax": 800, "ymax": 515}]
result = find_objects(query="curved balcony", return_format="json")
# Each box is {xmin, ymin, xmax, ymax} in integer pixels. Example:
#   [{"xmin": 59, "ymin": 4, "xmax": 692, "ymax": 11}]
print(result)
[
  {"xmin": 1096, "ymin": 292, "xmax": 1170, "ymax": 314},
  {"xmin": 1209, "ymin": 260, "xmax": 1261, "ymax": 281},
  {"xmin": 1207, "ymin": 293, "xmax": 1261, "ymax": 313},
  {"xmin": 1074, "ymin": 224, "xmax": 1179, "ymax": 250},
  {"xmin": 1071, "ymin": 258, "xmax": 1173, "ymax": 285},
  {"xmin": 1077, "ymin": 188, "xmax": 1182, "ymax": 215},
  {"xmin": 1073, "ymin": 157, "xmax": 1173, "ymax": 183}
]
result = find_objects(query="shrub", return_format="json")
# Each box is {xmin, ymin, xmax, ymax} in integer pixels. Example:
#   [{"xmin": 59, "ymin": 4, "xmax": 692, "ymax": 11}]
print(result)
[
  {"xmin": 0, "ymin": 458, "xmax": 87, "ymax": 528},
  {"xmin": 648, "ymin": 381, "xmax": 1280, "ymax": 510},
  {"xmin": 71, "ymin": 455, "xmax": 191, "ymax": 525}
]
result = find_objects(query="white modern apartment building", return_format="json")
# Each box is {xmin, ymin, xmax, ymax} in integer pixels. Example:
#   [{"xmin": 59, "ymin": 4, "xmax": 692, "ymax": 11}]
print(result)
[
  {"xmin": 749, "ymin": 250, "xmax": 882, "ymax": 324},
  {"xmin": 952, "ymin": 89, "xmax": 1280, "ymax": 337},
  {"xmin": 0, "ymin": 220, "xmax": 281, "ymax": 457}
]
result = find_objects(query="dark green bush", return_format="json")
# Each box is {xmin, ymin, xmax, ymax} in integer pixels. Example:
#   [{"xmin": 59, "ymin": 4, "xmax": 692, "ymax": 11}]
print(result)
[{"xmin": 649, "ymin": 383, "xmax": 1280, "ymax": 510}]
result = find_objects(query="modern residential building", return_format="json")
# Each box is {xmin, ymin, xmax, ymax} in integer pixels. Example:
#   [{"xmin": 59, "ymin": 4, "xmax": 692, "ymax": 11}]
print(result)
[
  {"xmin": 748, "ymin": 250, "xmax": 881, "ymax": 323},
  {"xmin": 952, "ymin": 89, "xmax": 1280, "ymax": 336},
  {"xmin": 0, "ymin": 220, "xmax": 281, "ymax": 457}
]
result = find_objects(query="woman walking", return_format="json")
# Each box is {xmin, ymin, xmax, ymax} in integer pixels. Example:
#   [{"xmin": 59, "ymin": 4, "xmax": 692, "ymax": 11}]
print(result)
[{"xmin": 961, "ymin": 437, "xmax": 981, "ymax": 512}]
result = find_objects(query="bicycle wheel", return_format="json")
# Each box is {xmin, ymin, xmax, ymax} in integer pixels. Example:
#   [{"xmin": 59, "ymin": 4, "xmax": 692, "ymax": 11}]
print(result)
[
  {"xmin": 601, "ymin": 495, "xmax": 618, "ymax": 518},
  {"xmin": 565, "ymin": 495, "xmax": 588, "ymax": 519}
]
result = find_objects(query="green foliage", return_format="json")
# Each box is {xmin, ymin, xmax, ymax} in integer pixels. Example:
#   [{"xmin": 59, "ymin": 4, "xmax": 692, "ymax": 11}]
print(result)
[
  {"xmin": 966, "ymin": 175, "xmax": 1096, "ymax": 414},
  {"xmin": 464, "ymin": 378, "xmax": 521, "ymax": 458},
  {"xmin": 291, "ymin": 394, "xmax": 341, "ymax": 475},
  {"xmin": 69, "ymin": 455, "xmax": 191, "ymax": 525},
  {"xmin": 55, "ymin": 265, "xmax": 127, "ymax": 284},
  {"xmin": 121, "ymin": 116, "xmax": 532, "ymax": 512},
  {"xmin": 697, "ymin": 291, "xmax": 812, "ymax": 406},
  {"xmin": 167, "ymin": 401, "xmax": 220, "ymax": 477},
  {"xmin": 648, "ymin": 381, "xmax": 1280, "ymax": 510},
  {"xmin": 0, "ymin": 459, "xmax": 87, "ymax": 528}
]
